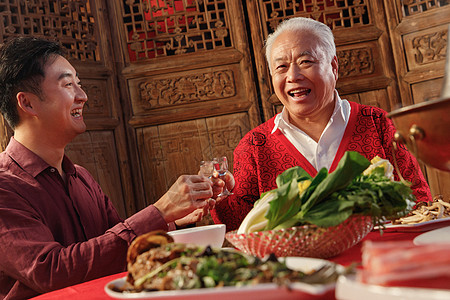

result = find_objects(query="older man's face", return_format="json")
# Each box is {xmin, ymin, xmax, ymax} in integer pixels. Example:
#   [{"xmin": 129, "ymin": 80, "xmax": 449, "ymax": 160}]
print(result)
[{"xmin": 270, "ymin": 29, "xmax": 338, "ymax": 127}]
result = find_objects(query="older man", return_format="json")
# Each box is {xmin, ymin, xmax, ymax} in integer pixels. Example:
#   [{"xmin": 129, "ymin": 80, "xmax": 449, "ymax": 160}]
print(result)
[
  {"xmin": 0, "ymin": 37, "xmax": 231, "ymax": 299},
  {"xmin": 211, "ymin": 17, "xmax": 431, "ymax": 231}
]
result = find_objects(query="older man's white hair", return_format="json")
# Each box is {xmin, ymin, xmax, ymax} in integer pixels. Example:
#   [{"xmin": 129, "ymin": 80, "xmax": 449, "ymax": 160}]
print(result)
[{"xmin": 265, "ymin": 17, "xmax": 336, "ymax": 74}]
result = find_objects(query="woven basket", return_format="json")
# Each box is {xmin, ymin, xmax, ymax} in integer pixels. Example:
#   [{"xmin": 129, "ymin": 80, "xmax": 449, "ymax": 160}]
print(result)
[{"xmin": 225, "ymin": 215, "xmax": 374, "ymax": 259}]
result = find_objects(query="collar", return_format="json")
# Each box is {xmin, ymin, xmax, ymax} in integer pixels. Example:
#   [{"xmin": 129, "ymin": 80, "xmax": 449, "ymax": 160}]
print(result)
[
  {"xmin": 271, "ymin": 90, "xmax": 345, "ymax": 134},
  {"xmin": 6, "ymin": 137, "xmax": 76, "ymax": 178}
]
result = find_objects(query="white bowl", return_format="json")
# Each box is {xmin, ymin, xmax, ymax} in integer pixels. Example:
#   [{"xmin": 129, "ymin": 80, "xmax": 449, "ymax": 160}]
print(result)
[{"xmin": 168, "ymin": 224, "xmax": 226, "ymax": 248}]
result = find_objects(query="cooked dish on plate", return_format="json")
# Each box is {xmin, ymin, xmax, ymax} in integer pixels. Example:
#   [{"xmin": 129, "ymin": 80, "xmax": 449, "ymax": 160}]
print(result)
[
  {"xmin": 108, "ymin": 231, "xmax": 346, "ymax": 294},
  {"xmin": 392, "ymin": 195, "xmax": 450, "ymax": 225}
]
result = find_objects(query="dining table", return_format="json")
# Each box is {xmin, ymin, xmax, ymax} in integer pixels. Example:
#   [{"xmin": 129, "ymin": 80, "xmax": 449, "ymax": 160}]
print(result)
[{"xmin": 28, "ymin": 229, "xmax": 425, "ymax": 300}]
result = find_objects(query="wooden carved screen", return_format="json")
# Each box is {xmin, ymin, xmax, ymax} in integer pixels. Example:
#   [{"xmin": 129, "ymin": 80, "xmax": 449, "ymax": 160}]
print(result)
[
  {"xmin": 383, "ymin": 0, "xmax": 450, "ymax": 201},
  {"xmin": 0, "ymin": 0, "xmax": 134, "ymax": 218},
  {"xmin": 246, "ymin": 0, "xmax": 400, "ymax": 120},
  {"xmin": 107, "ymin": 0, "xmax": 260, "ymax": 209}
]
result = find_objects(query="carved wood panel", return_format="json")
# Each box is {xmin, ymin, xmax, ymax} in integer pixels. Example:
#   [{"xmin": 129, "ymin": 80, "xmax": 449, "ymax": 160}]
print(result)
[
  {"xmin": 0, "ymin": 0, "xmax": 134, "ymax": 218},
  {"xmin": 404, "ymin": 25, "xmax": 448, "ymax": 73},
  {"xmin": 384, "ymin": 1, "xmax": 449, "ymax": 107},
  {"xmin": 129, "ymin": 65, "xmax": 238, "ymax": 115}
]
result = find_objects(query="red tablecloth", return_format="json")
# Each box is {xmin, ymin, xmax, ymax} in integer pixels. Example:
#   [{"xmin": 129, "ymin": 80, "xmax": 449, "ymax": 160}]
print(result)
[{"xmin": 29, "ymin": 230, "xmax": 422, "ymax": 300}]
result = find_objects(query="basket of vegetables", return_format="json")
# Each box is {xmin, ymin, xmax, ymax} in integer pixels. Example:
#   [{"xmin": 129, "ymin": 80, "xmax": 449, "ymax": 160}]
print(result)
[{"xmin": 226, "ymin": 151, "xmax": 415, "ymax": 258}]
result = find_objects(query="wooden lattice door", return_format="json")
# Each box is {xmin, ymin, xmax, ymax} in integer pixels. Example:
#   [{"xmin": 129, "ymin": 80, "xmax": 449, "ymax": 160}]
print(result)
[{"xmin": 106, "ymin": 0, "xmax": 261, "ymax": 209}]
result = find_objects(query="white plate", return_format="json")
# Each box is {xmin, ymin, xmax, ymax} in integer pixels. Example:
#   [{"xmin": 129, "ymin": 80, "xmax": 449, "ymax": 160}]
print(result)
[
  {"xmin": 413, "ymin": 225, "xmax": 450, "ymax": 245},
  {"xmin": 375, "ymin": 217, "xmax": 450, "ymax": 232},
  {"xmin": 336, "ymin": 275, "xmax": 450, "ymax": 300},
  {"xmin": 104, "ymin": 257, "xmax": 339, "ymax": 299}
]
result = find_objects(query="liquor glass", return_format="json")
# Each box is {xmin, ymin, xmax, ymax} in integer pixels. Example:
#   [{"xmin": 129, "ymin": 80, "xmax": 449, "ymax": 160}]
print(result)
[
  {"xmin": 213, "ymin": 156, "xmax": 233, "ymax": 196},
  {"xmin": 199, "ymin": 160, "xmax": 214, "ymax": 178}
]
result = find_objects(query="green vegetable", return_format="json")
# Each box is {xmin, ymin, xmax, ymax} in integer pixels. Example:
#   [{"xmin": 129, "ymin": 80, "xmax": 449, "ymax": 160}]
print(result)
[{"xmin": 261, "ymin": 151, "xmax": 414, "ymax": 231}]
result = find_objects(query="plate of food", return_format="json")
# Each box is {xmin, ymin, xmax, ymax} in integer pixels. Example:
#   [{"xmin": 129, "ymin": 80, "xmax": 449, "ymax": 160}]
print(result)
[
  {"xmin": 106, "ymin": 275, "xmax": 335, "ymax": 300},
  {"xmin": 104, "ymin": 231, "xmax": 346, "ymax": 299},
  {"xmin": 377, "ymin": 218, "xmax": 450, "ymax": 232},
  {"xmin": 376, "ymin": 195, "xmax": 450, "ymax": 232}
]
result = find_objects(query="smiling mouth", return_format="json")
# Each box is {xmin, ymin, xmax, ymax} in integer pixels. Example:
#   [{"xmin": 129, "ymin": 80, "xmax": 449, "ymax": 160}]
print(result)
[
  {"xmin": 71, "ymin": 108, "xmax": 83, "ymax": 117},
  {"xmin": 288, "ymin": 88, "xmax": 311, "ymax": 98}
]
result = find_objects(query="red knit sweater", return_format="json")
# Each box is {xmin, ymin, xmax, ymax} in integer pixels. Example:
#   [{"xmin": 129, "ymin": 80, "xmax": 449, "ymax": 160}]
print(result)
[{"xmin": 211, "ymin": 101, "xmax": 432, "ymax": 231}]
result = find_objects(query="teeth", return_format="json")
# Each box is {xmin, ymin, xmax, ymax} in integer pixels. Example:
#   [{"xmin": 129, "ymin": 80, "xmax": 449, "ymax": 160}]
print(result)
[
  {"xmin": 71, "ymin": 109, "xmax": 82, "ymax": 117},
  {"xmin": 288, "ymin": 88, "xmax": 310, "ymax": 97},
  {"xmin": 290, "ymin": 89, "xmax": 308, "ymax": 93}
]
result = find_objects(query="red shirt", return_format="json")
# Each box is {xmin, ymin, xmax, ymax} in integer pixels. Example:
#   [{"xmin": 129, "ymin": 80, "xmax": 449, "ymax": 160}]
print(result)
[{"xmin": 0, "ymin": 138, "xmax": 169, "ymax": 299}]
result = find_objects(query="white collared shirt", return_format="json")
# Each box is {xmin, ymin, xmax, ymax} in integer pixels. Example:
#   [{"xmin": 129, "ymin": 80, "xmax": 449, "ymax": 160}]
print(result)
[{"xmin": 271, "ymin": 91, "xmax": 351, "ymax": 171}]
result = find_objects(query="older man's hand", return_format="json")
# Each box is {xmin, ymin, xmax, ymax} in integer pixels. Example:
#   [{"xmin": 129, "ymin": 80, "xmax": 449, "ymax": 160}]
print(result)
[{"xmin": 211, "ymin": 170, "xmax": 235, "ymax": 203}]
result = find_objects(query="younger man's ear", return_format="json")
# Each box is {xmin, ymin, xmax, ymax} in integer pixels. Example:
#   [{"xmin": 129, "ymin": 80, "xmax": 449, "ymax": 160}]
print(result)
[{"xmin": 16, "ymin": 92, "xmax": 38, "ymax": 116}]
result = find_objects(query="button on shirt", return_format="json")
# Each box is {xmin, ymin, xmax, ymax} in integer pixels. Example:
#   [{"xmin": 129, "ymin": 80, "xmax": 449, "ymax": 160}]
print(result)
[{"xmin": 271, "ymin": 92, "xmax": 351, "ymax": 171}]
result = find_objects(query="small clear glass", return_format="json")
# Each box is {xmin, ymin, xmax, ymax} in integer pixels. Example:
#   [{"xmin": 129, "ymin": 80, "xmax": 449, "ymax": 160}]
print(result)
[
  {"xmin": 213, "ymin": 156, "xmax": 233, "ymax": 196},
  {"xmin": 199, "ymin": 160, "xmax": 214, "ymax": 178}
]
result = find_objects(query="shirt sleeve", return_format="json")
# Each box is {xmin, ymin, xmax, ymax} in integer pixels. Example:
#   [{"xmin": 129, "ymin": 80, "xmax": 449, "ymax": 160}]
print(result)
[
  {"xmin": 108, "ymin": 204, "xmax": 169, "ymax": 241},
  {"xmin": 0, "ymin": 188, "xmax": 169, "ymax": 295}
]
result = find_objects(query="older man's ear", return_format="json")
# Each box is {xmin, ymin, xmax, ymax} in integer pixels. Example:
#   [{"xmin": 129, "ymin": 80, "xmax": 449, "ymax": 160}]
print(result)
[{"xmin": 332, "ymin": 55, "xmax": 339, "ymax": 82}]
